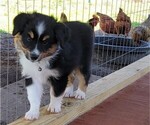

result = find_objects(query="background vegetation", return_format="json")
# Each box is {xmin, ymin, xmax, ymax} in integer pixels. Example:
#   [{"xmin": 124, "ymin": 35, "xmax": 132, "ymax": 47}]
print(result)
[{"xmin": 0, "ymin": 0, "xmax": 149, "ymax": 33}]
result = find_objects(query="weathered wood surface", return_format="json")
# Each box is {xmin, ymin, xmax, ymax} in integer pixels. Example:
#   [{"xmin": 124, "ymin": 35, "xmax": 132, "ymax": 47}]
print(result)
[{"xmin": 9, "ymin": 55, "xmax": 150, "ymax": 125}]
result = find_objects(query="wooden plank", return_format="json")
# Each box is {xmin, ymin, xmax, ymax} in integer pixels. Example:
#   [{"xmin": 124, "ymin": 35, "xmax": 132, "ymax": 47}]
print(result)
[{"xmin": 9, "ymin": 55, "xmax": 150, "ymax": 125}]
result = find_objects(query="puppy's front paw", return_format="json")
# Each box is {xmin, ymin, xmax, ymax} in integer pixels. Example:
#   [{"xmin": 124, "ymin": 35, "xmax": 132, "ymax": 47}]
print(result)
[
  {"xmin": 75, "ymin": 89, "xmax": 86, "ymax": 100},
  {"xmin": 47, "ymin": 103, "xmax": 61, "ymax": 113},
  {"xmin": 64, "ymin": 85, "xmax": 74, "ymax": 98},
  {"xmin": 25, "ymin": 110, "xmax": 39, "ymax": 120}
]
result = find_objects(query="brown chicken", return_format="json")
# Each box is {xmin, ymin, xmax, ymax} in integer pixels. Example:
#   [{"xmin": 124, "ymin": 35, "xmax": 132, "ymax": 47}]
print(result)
[
  {"xmin": 60, "ymin": 12, "xmax": 68, "ymax": 22},
  {"xmin": 88, "ymin": 14, "xmax": 99, "ymax": 30},
  {"xmin": 97, "ymin": 12, "xmax": 116, "ymax": 34},
  {"xmin": 114, "ymin": 8, "xmax": 131, "ymax": 36},
  {"xmin": 131, "ymin": 15, "xmax": 150, "ymax": 44}
]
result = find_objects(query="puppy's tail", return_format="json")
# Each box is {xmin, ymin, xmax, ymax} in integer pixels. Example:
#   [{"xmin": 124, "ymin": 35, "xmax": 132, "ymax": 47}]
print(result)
[{"xmin": 60, "ymin": 12, "xmax": 68, "ymax": 23}]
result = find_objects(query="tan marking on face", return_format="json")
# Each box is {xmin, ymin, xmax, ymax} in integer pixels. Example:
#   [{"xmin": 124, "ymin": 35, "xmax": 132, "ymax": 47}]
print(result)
[
  {"xmin": 41, "ymin": 44, "xmax": 58, "ymax": 59},
  {"xmin": 14, "ymin": 33, "xmax": 29, "ymax": 54},
  {"xmin": 76, "ymin": 68, "xmax": 87, "ymax": 92},
  {"xmin": 28, "ymin": 31, "xmax": 34, "ymax": 39},
  {"xmin": 42, "ymin": 35, "xmax": 50, "ymax": 41}
]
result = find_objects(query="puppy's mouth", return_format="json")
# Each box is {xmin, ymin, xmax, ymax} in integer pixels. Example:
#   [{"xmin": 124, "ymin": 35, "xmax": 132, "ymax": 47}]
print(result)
[
  {"xmin": 26, "ymin": 49, "xmax": 56, "ymax": 62},
  {"xmin": 26, "ymin": 53, "xmax": 42, "ymax": 62}
]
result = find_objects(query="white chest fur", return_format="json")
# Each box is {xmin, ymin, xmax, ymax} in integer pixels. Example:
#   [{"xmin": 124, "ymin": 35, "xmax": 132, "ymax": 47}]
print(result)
[{"xmin": 19, "ymin": 55, "xmax": 59, "ymax": 84}]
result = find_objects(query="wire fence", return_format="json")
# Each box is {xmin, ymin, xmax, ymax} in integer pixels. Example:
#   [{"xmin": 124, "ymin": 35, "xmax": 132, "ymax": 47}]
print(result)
[
  {"xmin": 0, "ymin": 0, "xmax": 150, "ymax": 124},
  {"xmin": 0, "ymin": 0, "xmax": 150, "ymax": 32}
]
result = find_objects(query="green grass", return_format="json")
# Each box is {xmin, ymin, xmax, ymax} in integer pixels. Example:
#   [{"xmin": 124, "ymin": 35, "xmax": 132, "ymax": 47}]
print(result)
[
  {"xmin": 0, "ymin": 29, "xmax": 7, "ymax": 33},
  {"xmin": 132, "ymin": 22, "xmax": 140, "ymax": 27}
]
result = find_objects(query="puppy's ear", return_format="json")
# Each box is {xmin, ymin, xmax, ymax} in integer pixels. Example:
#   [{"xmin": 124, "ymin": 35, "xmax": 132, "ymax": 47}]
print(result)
[
  {"xmin": 12, "ymin": 13, "xmax": 31, "ymax": 36},
  {"xmin": 54, "ymin": 23, "xmax": 71, "ymax": 48}
]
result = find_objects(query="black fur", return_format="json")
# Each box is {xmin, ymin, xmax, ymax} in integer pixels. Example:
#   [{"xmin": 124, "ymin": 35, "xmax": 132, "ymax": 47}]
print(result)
[
  {"xmin": 25, "ymin": 78, "xmax": 33, "ymax": 86},
  {"xmin": 13, "ymin": 12, "xmax": 94, "ymax": 97},
  {"xmin": 13, "ymin": 13, "xmax": 57, "ymax": 53},
  {"xmin": 48, "ymin": 76, "xmax": 68, "ymax": 97},
  {"xmin": 48, "ymin": 21, "xmax": 93, "ymax": 96}
]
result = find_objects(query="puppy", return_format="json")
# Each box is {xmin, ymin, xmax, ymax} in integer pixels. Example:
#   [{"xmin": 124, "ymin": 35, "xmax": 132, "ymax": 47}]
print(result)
[{"xmin": 12, "ymin": 12, "xmax": 93, "ymax": 120}]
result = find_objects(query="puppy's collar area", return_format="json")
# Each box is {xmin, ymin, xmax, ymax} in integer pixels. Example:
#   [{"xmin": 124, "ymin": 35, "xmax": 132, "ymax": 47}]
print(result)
[
  {"xmin": 38, "ymin": 61, "xmax": 49, "ymax": 72},
  {"xmin": 38, "ymin": 65, "xmax": 42, "ymax": 71},
  {"xmin": 24, "ymin": 44, "xmax": 62, "ymax": 72}
]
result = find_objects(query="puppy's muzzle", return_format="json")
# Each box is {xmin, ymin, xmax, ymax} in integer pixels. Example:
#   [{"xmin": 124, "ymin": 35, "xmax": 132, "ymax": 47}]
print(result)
[
  {"xmin": 29, "ymin": 52, "xmax": 41, "ymax": 62},
  {"xmin": 30, "ymin": 53, "xmax": 39, "ymax": 61}
]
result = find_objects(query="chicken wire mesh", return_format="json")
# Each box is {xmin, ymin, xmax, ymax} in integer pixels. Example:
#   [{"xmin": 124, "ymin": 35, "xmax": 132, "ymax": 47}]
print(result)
[{"xmin": 0, "ymin": 0, "xmax": 150, "ymax": 124}]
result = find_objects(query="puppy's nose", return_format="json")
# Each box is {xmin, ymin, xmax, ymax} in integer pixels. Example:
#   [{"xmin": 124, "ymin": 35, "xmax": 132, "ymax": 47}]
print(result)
[{"xmin": 30, "ymin": 53, "xmax": 39, "ymax": 61}]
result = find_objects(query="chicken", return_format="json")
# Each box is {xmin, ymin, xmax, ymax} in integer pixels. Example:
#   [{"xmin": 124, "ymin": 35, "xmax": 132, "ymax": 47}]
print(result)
[
  {"xmin": 96, "ymin": 12, "xmax": 116, "ymax": 34},
  {"xmin": 88, "ymin": 14, "xmax": 99, "ymax": 30},
  {"xmin": 114, "ymin": 8, "xmax": 131, "ymax": 36},
  {"xmin": 60, "ymin": 12, "xmax": 68, "ymax": 23},
  {"xmin": 130, "ymin": 15, "xmax": 150, "ymax": 44}
]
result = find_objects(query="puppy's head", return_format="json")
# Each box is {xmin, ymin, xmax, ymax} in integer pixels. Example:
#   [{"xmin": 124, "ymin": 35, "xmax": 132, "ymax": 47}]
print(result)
[{"xmin": 12, "ymin": 12, "xmax": 70, "ymax": 62}]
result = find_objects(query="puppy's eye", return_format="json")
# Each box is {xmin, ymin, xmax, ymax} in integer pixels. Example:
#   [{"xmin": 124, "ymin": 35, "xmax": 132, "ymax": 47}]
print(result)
[
  {"xmin": 27, "ymin": 37, "xmax": 32, "ymax": 42},
  {"xmin": 42, "ymin": 40, "xmax": 48, "ymax": 45},
  {"xmin": 27, "ymin": 31, "xmax": 34, "ymax": 42},
  {"xmin": 42, "ymin": 35, "xmax": 50, "ymax": 45}
]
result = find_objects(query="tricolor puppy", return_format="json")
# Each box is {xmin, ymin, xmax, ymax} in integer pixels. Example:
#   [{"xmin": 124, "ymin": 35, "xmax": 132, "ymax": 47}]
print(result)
[{"xmin": 12, "ymin": 12, "xmax": 93, "ymax": 120}]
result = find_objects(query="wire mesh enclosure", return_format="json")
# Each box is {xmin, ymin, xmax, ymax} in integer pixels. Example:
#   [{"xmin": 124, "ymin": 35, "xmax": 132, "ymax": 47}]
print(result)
[{"xmin": 0, "ymin": 0, "xmax": 150, "ymax": 124}]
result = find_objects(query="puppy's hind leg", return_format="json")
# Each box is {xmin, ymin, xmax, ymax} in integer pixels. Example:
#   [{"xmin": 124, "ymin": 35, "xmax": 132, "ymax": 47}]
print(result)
[
  {"xmin": 64, "ymin": 72, "xmax": 75, "ymax": 98},
  {"xmin": 75, "ymin": 68, "xmax": 90, "ymax": 100},
  {"xmin": 25, "ymin": 78, "xmax": 43, "ymax": 120}
]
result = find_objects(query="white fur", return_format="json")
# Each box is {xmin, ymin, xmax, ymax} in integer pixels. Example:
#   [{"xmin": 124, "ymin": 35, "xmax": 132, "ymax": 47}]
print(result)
[
  {"xmin": 32, "ymin": 44, "xmax": 40, "ymax": 55},
  {"xmin": 25, "ymin": 82, "xmax": 43, "ymax": 120},
  {"xmin": 64, "ymin": 85, "xmax": 74, "ymax": 97},
  {"xmin": 19, "ymin": 54, "xmax": 59, "ymax": 84},
  {"xmin": 47, "ymin": 88, "xmax": 63, "ymax": 113},
  {"xmin": 75, "ymin": 89, "xmax": 86, "ymax": 99},
  {"xmin": 36, "ymin": 22, "xmax": 45, "ymax": 37},
  {"xmin": 19, "ymin": 51, "xmax": 60, "ymax": 119}
]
